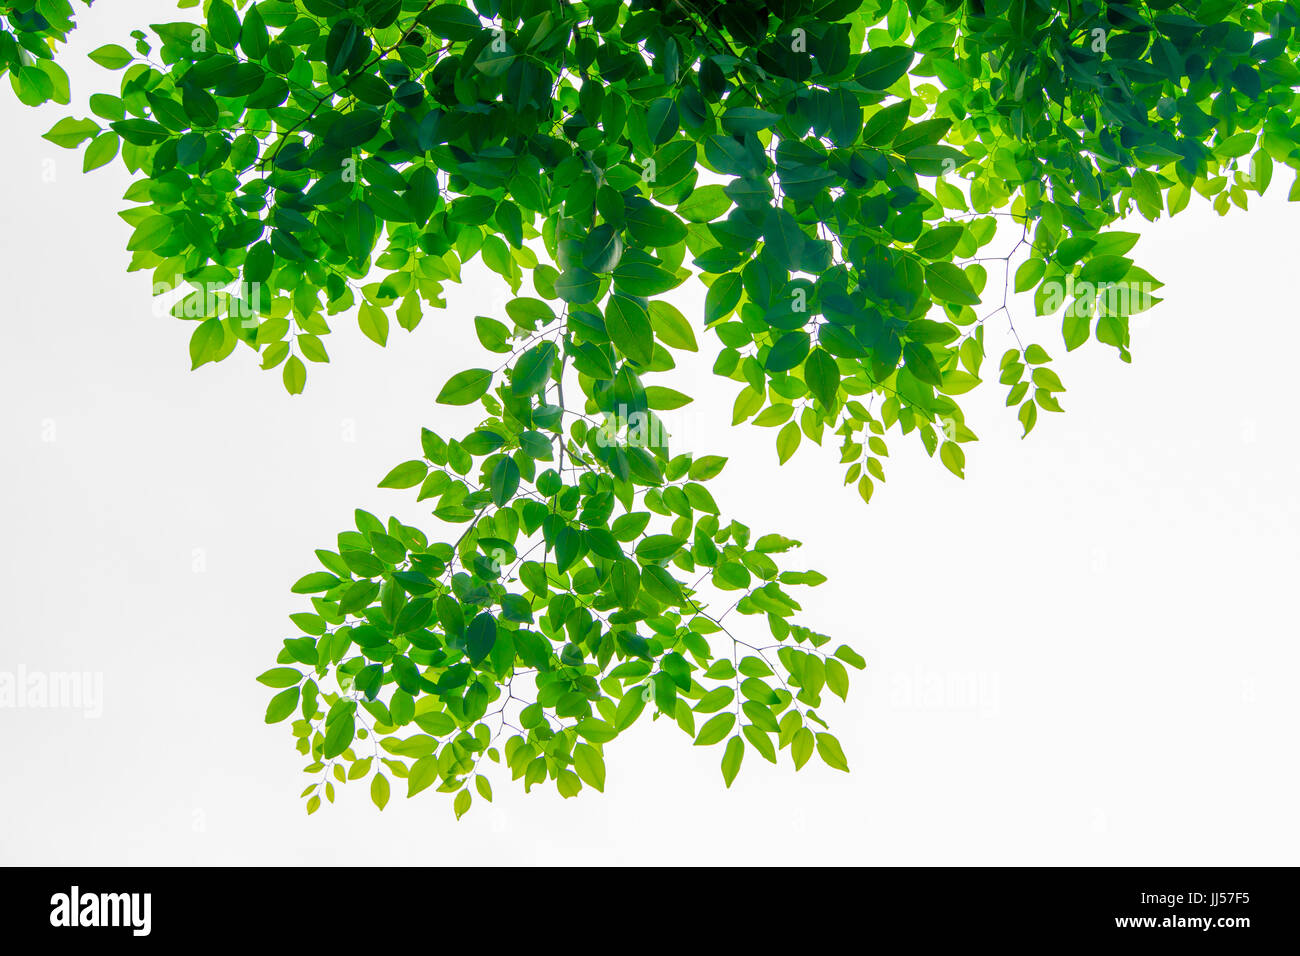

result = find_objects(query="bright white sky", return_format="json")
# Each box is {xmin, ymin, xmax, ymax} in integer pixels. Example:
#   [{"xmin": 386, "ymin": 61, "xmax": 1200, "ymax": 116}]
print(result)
[{"xmin": 1, "ymin": 2, "xmax": 1296, "ymax": 864}]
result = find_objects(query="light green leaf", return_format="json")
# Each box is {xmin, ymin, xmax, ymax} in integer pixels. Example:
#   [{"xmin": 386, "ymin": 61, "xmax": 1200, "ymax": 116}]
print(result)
[
  {"xmin": 88, "ymin": 44, "xmax": 134, "ymax": 69},
  {"xmin": 815, "ymin": 732, "xmax": 850, "ymax": 772},
  {"xmin": 925, "ymin": 262, "xmax": 981, "ymax": 305},
  {"xmin": 82, "ymin": 132, "xmax": 120, "ymax": 171},
  {"xmin": 573, "ymin": 743, "xmax": 606, "ymax": 791},
  {"xmin": 695, "ymin": 712, "xmax": 736, "ymax": 746},
  {"xmin": 358, "ymin": 302, "xmax": 389, "ymax": 346},
  {"xmin": 371, "ymin": 774, "xmax": 390, "ymax": 810},
  {"xmin": 43, "ymin": 117, "xmax": 99, "ymax": 149},
  {"xmin": 437, "ymin": 368, "xmax": 493, "ymax": 405},
  {"xmin": 379, "ymin": 460, "xmax": 428, "ymax": 489},
  {"xmin": 721, "ymin": 735, "xmax": 744, "ymax": 787}
]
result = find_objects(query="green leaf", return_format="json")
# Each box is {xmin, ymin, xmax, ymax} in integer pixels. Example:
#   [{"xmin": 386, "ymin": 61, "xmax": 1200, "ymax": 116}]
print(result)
[
  {"xmin": 328, "ymin": 109, "xmax": 384, "ymax": 149},
  {"xmin": 358, "ymin": 302, "xmax": 388, "ymax": 346},
  {"xmin": 605, "ymin": 296, "xmax": 654, "ymax": 365},
  {"xmin": 740, "ymin": 677, "xmax": 780, "ymax": 706},
  {"xmin": 282, "ymin": 355, "xmax": 306, "ymax": 395},
  {"xmin": 743, "ymin": 724, "xmax": 777, "ymax": 763},
  {"xmin": 649, "ymin": 301, "xmax": 697, "ymax": 351},
  {"xmin": 766, "ymin": 331, "xmax": 811, "ymax": 373},
  {"xmin": 695, "ymin": 712, "xmax": 735, "ymax": 746},
  {"xmin": 826, "ymin": 658, "xmax": 850, "ymax": 700},
  {"xmin": 677, "ymin": 184, "xmax": 731, "ymax": 222},
  {"xmin": 573, "ymin": 743, "xmax": 606, "ymax": 791},
  {"xmin": 207, "ymin": 0, "xmax": 241, "ymax": 48},
  {"xmin": 1014, "ymin": 258, "xmax": 1046, "ymax": 293},
  {"xmin": 903, "ymin": 342, "xmax": 942, "ymax": 386},
  {"xmin": 689, "ymin": 455, "xmax": 728, "ymax": 480},
  {"xmin": 721, "ymin": 106, "xmax": 780, "ymax": 134},
  {"xmin": 371, "ymin": 774, "xmax": 390, "ymax": 810},
  {"xmin": 506, "ymin": 297, "xmax": 556, "ymax": 326},
  {"xmin": 856, "ymin": 46, "xmax": 914, "ymax": 91},
  {"xmin": 89, "ymin": 94, "xmax": 125, "ymax": 122},
  {"xmin": 555, "ymin": 527, "xmax": 582, "ymax": 573},
  {"xmin": 804, "ymin": 347, "xmax": 839, "ymax": 408},
  {"xmin": 110, "ymin": 118, "xmax": 169, "ymax": 146},
  {"xmin": 422, "ymin": 3, "xmax": 483, "ymax": 40},
  {"xmin": 613, "ymin": 261, "xmax": 677, "ymax": 297},
  {"xmin": 342, "ymin": 200, "xmax": 377, "ymax": 259},
  {"xmin": 466, "ymin": 612, "xmax": 497, "ymax": 665},
  {"xmin": 1079, "ymin": 255, "xmax": 1132, "ymax": 284},
  {"xmin": 763, "ymin": 207, "xmax": 806, "ymax": 270},
  {"xmin": 609, "ymin": 558, "xmax": 640, "ymax": 607},
  {"xmin": 414, "ymin": 712, "xmax": 456, "ymax": 736},
  {"xmin": 1032, "ymin": 367, "xmax": 1066, "ymax": 391},
  {"xmin": 82, "ymin": 132, "xmax": 120, "ymax": 171},
  {"xmin": 474, "ymin": 315, "xmax": 511, "ymax": 353},
  {"xmin": 646, "ymin": 97, "xmax": 679, "ymax": 145},
  {"xmin": 43, "ymin": 117, "xmax": 99, "ymax": 149},
  {"xmin": 721, "ymin": 735, "xmax": 744, "ymax": 787},
  {"xmin": 826, "ymin": 88, "xmax": 863, "ymax": 147},
  {"xmin": 705, "ymin": 273, "xmax": 743, "ymax": 323},
  {"xmin": 244, "ymin": 242, "xmax": 273, "ymax": 283},
  {"xmin": 188, "ymin": 319, "xmax": 223, "ymax": 369},
  {"xmin": 815, "ymin": 732, "xmax": 850, "ymax": 772},
  {"xmin": 1215, "ymin": 131, "xmax": 1256, "ymax": 159},
  {"xmin": 645, "ymin": 385, "xmax": 692, "ymax": 410},
  {"xmin": 925, "ymin": 262, "xmax": 981, "ymax": 305},
  {"xmin": 914, "ymin": 225, "xmax": 964, "ymax": 260},
  {"xmin": 511, "ymin": 342, "xmax": 557, "ymax": 395},
  {"xmin": 940, "ymin": 441, "xmax": 965, "ymax": 478},
  {"xmin": 323, "ymin": 710, "xmax": 354, "ymax": 758},
  {"xmin": 576, "ymin": 718, "xmax": 618, "ymax": 743},
  {"xmin": 490, "ymin": 456, "xmax": 521, "ymax": 506},
  {"xmin": 240, "ymin": 3, "xmax": 270, "ymax": 59},
  {"xmin": 792, "ymin": 728, "xmax": 815, "ymax": 769},
  {"xmin": 127, "ymin": 216, "xmax": 172, "ymax": 253},
  {"xmin": 582, "ymin": 223, "xmax": 623, "ymax": 273},
  {"xmin": 834, "ymin": 645, "xmax": 867, "ymax": 669},
  {"xmin": 636, "ymin": 534, "xmax": 683, "ymax": 562},
  {"xmin": 625, "ymin": 205, "xmax": 687, "ymax": 246},
  {"xmin": 291, "ymin": 572, "xmax": 339, "ymax": 594},
  {"xmin": 555, "ymin": 267, "xmax": 599, "ymax": 303},
  {"xmin": 408, "ymin": 757, "xmax": 438, "ymax": 797},
  {"xmin": 1063, "ymin": 311, "xmax": 1090, "ymax": 351},
  {"xmin": 88, "ymin": 44, "xmax": 133, "ymax": 70},
  {"xmin": 437, "ymin": 368, "xmax": 493, "ymax": 405},
  {"xmin": 256, "ymin": 668, "xmax": 302, "ymax": 688},
  {"xmin": 862, "ymin": 99, "xmax": 911, "ymax": 146},
  {"xmin": 264, "ymin": 687, "xmax": 299, "ymax": 723},
  {"xmin": 776, "ymin": 421, "xmax": 801, "ymax": 464},
  {"xmin": 379, "ymin": 460, "xmax": 428, "ymax": 489}
]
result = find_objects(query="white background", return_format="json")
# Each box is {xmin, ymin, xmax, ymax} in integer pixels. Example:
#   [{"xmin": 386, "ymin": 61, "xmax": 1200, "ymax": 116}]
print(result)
[{"xmin": 1, "ymin": 4, "xmax": 1296, "ymax": 865}]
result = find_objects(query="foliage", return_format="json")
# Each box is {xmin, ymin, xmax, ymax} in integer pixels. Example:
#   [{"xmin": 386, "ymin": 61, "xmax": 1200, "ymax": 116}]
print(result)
[
  {"xmin": 1, "ymin": 0, "xmax": 92, "ymax": 105},
  {"xmin": 16, "ymin": 0, "xmax": 1300, "ymax": 814}
]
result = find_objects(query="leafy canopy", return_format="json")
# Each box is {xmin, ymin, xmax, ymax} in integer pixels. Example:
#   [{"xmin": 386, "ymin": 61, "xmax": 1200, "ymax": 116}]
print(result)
[
  {"xmin": 2, "ymin": 0, "xmax": 90, "ymax": 106},
  {"xmin": 18, "ymin": 0, "xmax": 1300, "ymax": 815}
]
